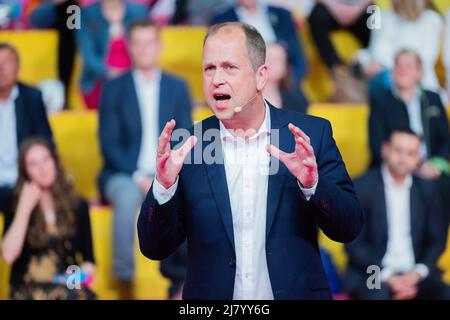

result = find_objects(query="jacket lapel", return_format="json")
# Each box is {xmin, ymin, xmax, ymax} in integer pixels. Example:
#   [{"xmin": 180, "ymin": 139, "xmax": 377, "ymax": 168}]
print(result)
[
  {"xmin": 202, "ymin": 117, "xmax": 235, "ymax": 250},
  {"xmin": 266, "ymin": 105, "xmax": 291, "ymax": 239}
]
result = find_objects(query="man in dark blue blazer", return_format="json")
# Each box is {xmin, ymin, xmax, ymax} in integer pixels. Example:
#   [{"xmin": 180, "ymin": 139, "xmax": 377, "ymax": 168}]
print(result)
[
  {"xmin": 0, "ymin": 43, "xmax": 53, "ymax": 216},
  {"xmin": 98, "ymin": 21, "xmax": 192, "ymax": 297},
  {"xmin": 137, "ymin": 22, "xmax": 362, "ymax": 300},
  {"xmin": 210, "ymin": 0, "xmax": 307, "ymax": 87},
  {"xmin": 345, "ymin": 130, "xmax": 450, "ymax": 300}
]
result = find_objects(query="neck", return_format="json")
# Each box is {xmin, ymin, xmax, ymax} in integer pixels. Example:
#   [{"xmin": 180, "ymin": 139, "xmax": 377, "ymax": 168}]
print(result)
[
  {"xmin": 399, "ymin": 86, "xmax": 418, "ymax": 102},
  {"xmin": 0, "ymin": 86, "xmax": 14, "ymax": 102},
  {"xmin": 221, "ymin": 97, "xmax": 266, "ymax": 138},
  {"xmin": 39, "ymin": 190, "xmax": 55, "ymax": 213},
  {"xmin": 243, "ymin": 3, "xmax": 259, "ymax": 14},
  {"xmin": 388, "ymin": 167, "xmax": 407, "ymax": 186},
  {"xmin": 136, "ymin": 67, "xmax": 158, "ymax": 81}
]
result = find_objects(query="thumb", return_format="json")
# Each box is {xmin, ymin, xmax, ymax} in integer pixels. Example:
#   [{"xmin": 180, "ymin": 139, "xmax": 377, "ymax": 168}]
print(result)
[{"xmin": 173, "ymin": 135, "xmax": 198, "ymax": 166}]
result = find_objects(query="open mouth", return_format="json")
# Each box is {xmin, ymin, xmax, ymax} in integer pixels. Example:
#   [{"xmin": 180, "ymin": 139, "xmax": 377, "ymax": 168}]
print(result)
[{"xmin": 213, "ymin": 94, "xmax": 231, "ymax": 101}]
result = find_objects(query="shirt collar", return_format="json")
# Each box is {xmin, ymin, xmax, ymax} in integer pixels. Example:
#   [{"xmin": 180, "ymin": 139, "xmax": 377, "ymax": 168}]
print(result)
[
  {"xmin": 219, "ymin": 101, "xmax": 271, "ymax": 142},
  {"xmin": 0, "ymin": 85, "xmax": 19, "ymax": 105},
  {"xmin": 132, "ymin": 69, "xmax": 161, "ymax": 86},
  {"xmin": 381, "ymin": 164, "xmax": 413, "ymax": 189},
  {"xmin": 236, "ymin": 2, "xmax": 267, "ymax": 19}
]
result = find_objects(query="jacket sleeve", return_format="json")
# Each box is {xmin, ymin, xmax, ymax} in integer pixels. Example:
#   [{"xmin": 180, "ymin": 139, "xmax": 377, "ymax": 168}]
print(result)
[
  {"xmin": 137, "ymin": 182, "xmax": 186, "ymax": 261},
  {"xmin": 310, "ymin": 120, "xmax": 363, "ymax": 243}
]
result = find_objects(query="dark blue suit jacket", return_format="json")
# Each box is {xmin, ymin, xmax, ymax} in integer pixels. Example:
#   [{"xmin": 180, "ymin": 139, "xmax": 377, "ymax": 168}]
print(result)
[
  {"xmin": 344, "ymin": 169, "xmax": 447, "ymax": 296},
  {"xmin": 15, "ymin": 82, "xmax": 53, "ymax": 148},
  {"xmin": 98, "ymin": 71, "xmax": 193, "ymax": 195},
  {"xmin": 137, "ymin": 104, "xmax": 363, "ymax": 300},
  {"xmin": 210, "ymin": 6, "xmax": 307, "ymax": 86}
]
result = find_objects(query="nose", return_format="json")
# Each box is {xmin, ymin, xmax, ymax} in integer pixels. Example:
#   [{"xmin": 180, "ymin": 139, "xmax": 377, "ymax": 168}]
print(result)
[{"xmin": 212, "ymin": 68, "xmax": 225, "ymax": 87}]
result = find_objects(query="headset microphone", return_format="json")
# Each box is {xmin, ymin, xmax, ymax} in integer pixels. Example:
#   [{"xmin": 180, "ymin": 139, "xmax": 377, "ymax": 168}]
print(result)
[{"xmin": 234, "ymin": 91, "xmax": 259, "ymax": 113}]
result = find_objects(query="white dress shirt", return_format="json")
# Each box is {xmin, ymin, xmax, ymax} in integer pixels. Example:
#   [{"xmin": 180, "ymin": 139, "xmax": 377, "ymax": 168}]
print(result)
[
  {"xmin": 380, "ymin": 165, "xmax": 429, "ymax": 281},
  {"xmin": 153, "ymin": 103, "xmax": 318, "ymax": 299},
  {"xmin": 236, "ymin": 4, "xmax": 277, "ymax": 44},
  {"xmin": 444, "ymin": 10, "xmax": 450, "ymax": 96},
  {"xmin": 0, "ymin": 86, "xmax": 19, "ymax": 187},
  {"xmin": 132, "ymin": 70, "xmax": 161, "ymax": 181},
  {"xmin": 402, "ymin": 88, "xmax": 427, "ymax": 159}
]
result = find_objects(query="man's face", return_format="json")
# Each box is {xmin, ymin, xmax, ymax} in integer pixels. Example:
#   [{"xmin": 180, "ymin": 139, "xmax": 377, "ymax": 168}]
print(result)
[
  {"xmin": 203, "ymin": 27, "xmax": 265, "ymax": 120},
  {"xmin": 383, "ymin": 132, "xmax": 421, "ymax": 177},
  {"xmin": 128, "ymin": 26, "xmax": 161, "ymax": 71},
  {"xmin": 0, "ymin": 48, "xmax": 19, "ymax": 91},
  {"xmin": 393, "ymin": 53, "xmax": 422, "ymax": 91}
]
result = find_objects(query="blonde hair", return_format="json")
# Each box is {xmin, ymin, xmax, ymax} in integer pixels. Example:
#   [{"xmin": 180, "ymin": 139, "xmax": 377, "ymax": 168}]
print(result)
[{"xmin": 391, "ymin": 0, "xmax": 436, "ymax": 21}]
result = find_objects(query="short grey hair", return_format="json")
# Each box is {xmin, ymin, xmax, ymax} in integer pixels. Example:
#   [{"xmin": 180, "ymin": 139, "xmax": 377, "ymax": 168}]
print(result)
[{"xmin": 203, "ymin": 22, "xmax": 266, "ymax": 71}]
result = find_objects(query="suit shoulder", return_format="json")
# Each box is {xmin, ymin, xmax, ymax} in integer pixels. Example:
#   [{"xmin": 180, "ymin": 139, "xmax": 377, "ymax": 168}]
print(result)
[
  {"xmin": 210, "ymin": 7, "xmax": 236, "ymax": 24},
  {"xmin": 103, "ymin": 72, "xmax": 131, "ymax": 88},
  {"xmin": 423, "ymin": 89, "xmax": 443, "ymax": 104},
  {"xmin": 286, "ymin": 110, "xmax": 330, "ymax": 130},
  {"xmin": 161, "ymin": 72, "xmax": 188, "ymax": 87},
  {"xmin": 17, "ymin": 82, "xmax": 42, "ymax": 99},
  {"xmin": 268, "ymin": 5, "xmax": 292, "ymax": 17}
]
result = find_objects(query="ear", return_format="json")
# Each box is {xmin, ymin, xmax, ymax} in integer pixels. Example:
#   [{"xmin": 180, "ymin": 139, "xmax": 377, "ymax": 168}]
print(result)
[
  {"xmin": 256, "ymin": 64, "xmax": 268, "ymax": 92},
  {"xmin": 381, "ymin": 142, "xmax": 389, "ymax": 161}
]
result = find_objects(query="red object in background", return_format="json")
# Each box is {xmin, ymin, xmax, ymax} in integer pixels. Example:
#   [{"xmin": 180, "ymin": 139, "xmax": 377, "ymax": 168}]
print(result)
[{"xmin": 106, "ymin": 37, "xmax": 132, "ymax": 70}]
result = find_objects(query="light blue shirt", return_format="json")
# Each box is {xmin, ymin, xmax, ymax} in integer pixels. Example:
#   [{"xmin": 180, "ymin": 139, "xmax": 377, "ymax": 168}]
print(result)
[{"xmin": 0, "ymin": 86, "xmax": 19, "ymax": 187}]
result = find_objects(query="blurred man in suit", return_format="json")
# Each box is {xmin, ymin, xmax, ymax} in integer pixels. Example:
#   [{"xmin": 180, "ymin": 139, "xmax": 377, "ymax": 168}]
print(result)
[
  {"xmin": 210, "ymin": 0, "xmax": 307, "ymax": 87},
  {"xmin": 98, "ymin": 20, "xmax": 192, "ymax": 299},
  {"xmin": 345, "ymin": 129, "xmax": 450, "ymax": 300},
  {"xmin": 0, "ymin": 42, "xmax": 53, "ymax": 216}
]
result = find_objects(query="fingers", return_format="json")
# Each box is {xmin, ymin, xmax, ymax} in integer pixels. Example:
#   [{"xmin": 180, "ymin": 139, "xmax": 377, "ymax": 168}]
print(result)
[
  {"xmin": 266, "ymin": 144, "xmax": 289, "ymax": 162},
  {"xmin": 157, "ymin": 120, "xmax": 176, "ymax": 156},
  {"xmin": 295, "ymin": 135, "xmax": 315, "ymax": 158},
  {"xmin": 288, "ymin": 123, "xmax": 310, "ymax": 144}
]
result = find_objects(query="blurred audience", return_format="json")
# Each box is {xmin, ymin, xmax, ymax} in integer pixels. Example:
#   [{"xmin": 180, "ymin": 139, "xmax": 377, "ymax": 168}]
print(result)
[
  {"xmin": 0, "ymin": 43, "xmax": 53, "ymax": 216},
  {"xmin": 263, "ymin": 42, "xmax": 308, "ymax": 113},
  {"xmin": 356, "ymin": 0, "xmax": 445, "ymax": 99},
  {"xmin": 1, "ymin": 137, "xmax": 96, "ymax": 299},
  {"xmin": 444, "ymin": 9, "xmax": 450, "ymax": 98},
  {"xmin": 308, "ymin": 0, "xmax": 373, "ymax": 102},
  {"xmin": 369, "ymin": 49, "xmax": 449, "ymax": 175},
  {"xmin": 75, "ymin": 0, "xmax": 147, "ymax": 109},
  {"xmin": 345, "ymin": 129, "xmax": 450, "ymax": 300},
  {"xmin": 98, "ymin": 20, "xmax": 192, "ymax": 299},
  {"xmin": 30, "ymin": 0, "xmax": 81, "ymax": 109},
  {"xmin": 210, "ymin": 0, "xmax": 307, "ymax": 88},
  {"xmin": 171, "ymin": 0, "xmax": 233, "ymax": 25}
]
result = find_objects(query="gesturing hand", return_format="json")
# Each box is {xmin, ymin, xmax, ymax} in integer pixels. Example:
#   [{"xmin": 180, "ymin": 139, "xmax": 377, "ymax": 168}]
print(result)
[
  {"xmin": 156, "ymin": 120, "xmax": 197, "ymax": 189},
  {"xmin": 266, "ymin": 123, "xmax": 318, "ymax": 189}
]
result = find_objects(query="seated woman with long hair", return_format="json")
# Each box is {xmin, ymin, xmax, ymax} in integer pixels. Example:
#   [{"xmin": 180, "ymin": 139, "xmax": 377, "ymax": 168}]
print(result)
[{"xmin": 1, "ymin": 137, "xmax": 96, "ymax": 300}]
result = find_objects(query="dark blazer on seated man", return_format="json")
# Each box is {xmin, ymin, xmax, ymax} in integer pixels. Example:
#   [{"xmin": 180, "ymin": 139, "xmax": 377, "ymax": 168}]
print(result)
[
  {"xmin": 98, "ymin": 71, "xmax": 192, "ymax": 196},
  {"xmin": 345, "ymin": 168, "xmax": 449, "ymax": 299},
  {"xmin": 138, "ymin": 104, "xmax": 363, "ymax": 300},
  {"xmin": 0, "ymin": 82, "xmax": 53, "ymax": 215},
  {"xmin": 210, "ymin": 5, "xmax": 307, "ymax": 86},
  {"xmin": 369, "ymin": 88, "xmax": 450, "ymax": 167}
]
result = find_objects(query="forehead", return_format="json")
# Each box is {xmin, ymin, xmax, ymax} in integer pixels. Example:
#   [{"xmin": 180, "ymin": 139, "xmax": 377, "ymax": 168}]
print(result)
[
  {"xmin": 26, "ymin": 145, "xmax": 50, "ymax": 160},
  {"xmin": 391, "ymin": 133, "xmax": 420, "ymax": 147},
  {"xmin": 0, "ymin": 48, "xmax": 18, "ymax": 61},
  {"xmin": 203, "ymin": 27, "xmax": 249, "ymax": 63},
  {"xmin": 130, "ymin": 27, "xmax": 159, "ymax": 40}
]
